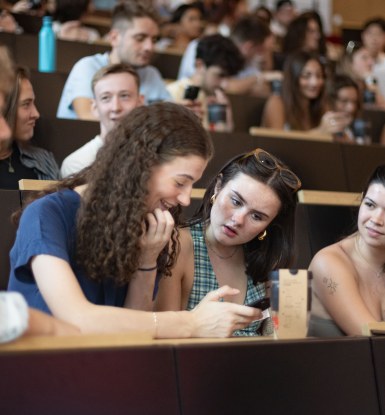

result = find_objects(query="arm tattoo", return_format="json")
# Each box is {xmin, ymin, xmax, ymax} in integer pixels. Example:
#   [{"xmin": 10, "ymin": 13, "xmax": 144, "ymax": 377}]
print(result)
[{"xmin": 322, "ymin": 277, "xmax": 338, "ymax": 295}]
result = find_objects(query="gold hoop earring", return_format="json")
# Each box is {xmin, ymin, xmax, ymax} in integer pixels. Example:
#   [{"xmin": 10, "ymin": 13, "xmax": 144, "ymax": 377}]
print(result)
[
  {"xmin": 210, "ymin": 194, "xmax": 216, "ymax": 204},
  {"xmin": 258, "ymin": 230, "xmax": 267, "ymax": 241}
]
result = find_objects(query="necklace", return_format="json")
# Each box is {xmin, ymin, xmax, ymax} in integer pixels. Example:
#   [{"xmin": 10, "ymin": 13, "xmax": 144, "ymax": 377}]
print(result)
[
  {"xmin": 206, "ymin": 238, "xmax": 239, "ymax": 260},
  {"xmin": 354, "ymin": 235, "xmax": 385, "ymax": 278},
  {"xmin": 7, "ymin": 156, "xmax": 14, "ymax": 173},
  {"xmin": 0, "ymin": 148, "xmax": 14, "ymax": 173}
]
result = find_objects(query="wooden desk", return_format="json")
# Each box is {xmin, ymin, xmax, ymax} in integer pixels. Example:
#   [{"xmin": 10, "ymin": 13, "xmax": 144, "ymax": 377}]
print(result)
[
  {"xmin": 0, "ymin": 333, "xmax": 180, "ymax": 415},
  {"xmin": 298, "ymin": 190, "xmax": 361, "ymax": 206},
  {"xmin": 249, "ymin": 127, "xmax": 333, "ymax": 142},
  {"xmin": 0, "ymin": 334, "xmax": 380, "ymax": 415},
  {"xmin": 176, "ymin": 337, "xmax": 379, "ymax": 415}
]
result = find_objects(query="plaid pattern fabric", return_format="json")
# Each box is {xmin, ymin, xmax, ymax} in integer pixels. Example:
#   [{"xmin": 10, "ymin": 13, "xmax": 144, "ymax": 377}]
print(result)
[{"xmin": 187, "ymin": 222, "xmax": 272, "ymax": 336}]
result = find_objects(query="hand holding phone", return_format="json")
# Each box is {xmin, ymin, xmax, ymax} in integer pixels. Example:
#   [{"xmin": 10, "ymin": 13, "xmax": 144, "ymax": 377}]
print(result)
[
  {"xmin": 248, "ymin": 297, "xmax": 270, "ymax": 310},
  {"xmin": 184, "ymin": 85, "xmax": 200, "ymax": 100}
]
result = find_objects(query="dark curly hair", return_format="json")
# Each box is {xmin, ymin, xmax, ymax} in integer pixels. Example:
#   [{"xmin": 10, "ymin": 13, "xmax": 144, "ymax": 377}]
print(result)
[
  {"xmin": 15, "ymin": 102, "xmax": 213, "ymax": 286},
  {"xmin": 187, "ymin": 148, "xmax": 299, "ymax": 283}
]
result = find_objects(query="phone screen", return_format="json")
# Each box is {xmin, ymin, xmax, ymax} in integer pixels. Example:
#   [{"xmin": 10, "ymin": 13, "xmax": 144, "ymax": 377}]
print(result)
[{"xmin": 248, "ymin": 297, "xmax": 270, "ymax": 310}]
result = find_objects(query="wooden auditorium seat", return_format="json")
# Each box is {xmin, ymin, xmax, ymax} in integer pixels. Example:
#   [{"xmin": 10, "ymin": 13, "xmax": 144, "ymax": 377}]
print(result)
[
  {"xmin": 362, "ymin": 107, "xmax": 385, "ymax": 144},
  {"xmin": 293, "ymin": 190, "xmax": 360, "ymax": 268},
  {"xmin": 228, "ymin": 95, "xmax": 266, "ymax": 133},
  {"xmin": 30, "ymin": 70, "xmax": 68, "ymax": 119},
  {"xmin": 32, "ymin": 116, "xmax": 99, "ymax": 165},
  {"xmin": 198, "ymin": 132, "xmax": 341, "ymax": 192},
  {"xmin": 341, "ymin": 142, "xmax": 385, "ymax": 192},
  {"xmin": 0, "ymin": 32, "xmax": 183, "ymax": 80}
]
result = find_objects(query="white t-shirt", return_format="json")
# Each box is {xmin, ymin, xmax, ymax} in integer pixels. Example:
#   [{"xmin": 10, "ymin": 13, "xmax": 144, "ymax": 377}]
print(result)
[
  {"xmin": 57, "ymin": 52, "xmax": 171, "ymax": 119},
  {"xmin": 60, "ymin": 135, "xmax": 104, "ymax": 178}
]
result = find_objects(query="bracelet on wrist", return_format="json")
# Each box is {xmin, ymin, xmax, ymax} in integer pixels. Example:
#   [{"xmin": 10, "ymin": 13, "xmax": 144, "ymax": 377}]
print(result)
[
  {"xmin": 137, "ymin": 265, "xmax": 157, "ymax": 272},
  {"xmin": 152, "ymin": 312, "xmax": 158, "ymax": 339}
]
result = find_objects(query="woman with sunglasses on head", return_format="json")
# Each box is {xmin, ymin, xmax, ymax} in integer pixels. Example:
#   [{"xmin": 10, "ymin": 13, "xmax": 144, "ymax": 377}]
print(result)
[
  {"xmin": 155, "ymin": 148, "xmax": 300, "ymax": 336},
  {"xmin": 8, "ymin": 102, "xmax": 261, "ymax": 339},
  {"xmin": 262, "ymin": 50, "xmax": 353, "ymax": 139},
  {"xmin": 309, "ymin": 164, "xmax": 385, "ymax": 337}
]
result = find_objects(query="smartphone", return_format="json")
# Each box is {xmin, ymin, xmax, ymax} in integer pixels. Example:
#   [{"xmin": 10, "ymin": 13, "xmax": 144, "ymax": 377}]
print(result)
[
  {"xmin": 184, "ymin": 85, "xmax": 200, "ymax": 100},
  {"xmin": 248, "ymin": 297, "xmax": 270, "ymax": 310}
]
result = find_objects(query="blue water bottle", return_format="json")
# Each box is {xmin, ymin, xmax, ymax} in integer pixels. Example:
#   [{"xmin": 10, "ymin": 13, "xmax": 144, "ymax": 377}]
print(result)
[{"xmin": 38, "ymin": 16, "xmax": 56, "ymax": 72}]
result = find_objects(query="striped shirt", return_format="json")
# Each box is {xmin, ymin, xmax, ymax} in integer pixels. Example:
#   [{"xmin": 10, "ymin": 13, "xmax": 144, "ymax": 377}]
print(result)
[{"xmin": 18, "ymin": 143, "xmax": 60, "ymax": 180}]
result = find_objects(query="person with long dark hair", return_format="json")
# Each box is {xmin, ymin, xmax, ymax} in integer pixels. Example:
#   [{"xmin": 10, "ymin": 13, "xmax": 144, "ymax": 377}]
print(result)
[
  {"xmin": 309, "ymin": 164, "xmax": 385, "ymax": 336},
  {"xmin": 155, "ymin": 148, "xmax": 300, "ymax": 336},
  {"xmin": 262, "ymin": 50, "xmax": 350, "ymax": 137}
]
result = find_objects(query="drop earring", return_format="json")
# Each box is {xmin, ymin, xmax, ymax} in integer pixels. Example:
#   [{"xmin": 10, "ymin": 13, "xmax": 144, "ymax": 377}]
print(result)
[{"xmin": 258, "ymin": 230, "xmax": 267, "ymax": 241}]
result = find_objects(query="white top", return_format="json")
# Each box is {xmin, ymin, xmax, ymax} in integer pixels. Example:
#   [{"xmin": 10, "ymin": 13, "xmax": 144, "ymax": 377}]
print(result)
[
  {"xmin": 60, "ymin": 135, "xmax": 104, "ymax": 177},
  {"xmin": 177, "ymin": 39, "xmax": 261, "ymax": 80},
  {"xmin": 57, "ymin": 52, "xmax": 171, "ymax": 119},
  {"xmin": 0, "ymin": 292, "xmax": 29, "ymax": 343}
]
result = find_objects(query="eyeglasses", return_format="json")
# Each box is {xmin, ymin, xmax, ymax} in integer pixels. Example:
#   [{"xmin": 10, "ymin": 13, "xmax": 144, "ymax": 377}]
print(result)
[{"xmin": 242, "ymin": 148, "xmax": 302, "ymax": 191}]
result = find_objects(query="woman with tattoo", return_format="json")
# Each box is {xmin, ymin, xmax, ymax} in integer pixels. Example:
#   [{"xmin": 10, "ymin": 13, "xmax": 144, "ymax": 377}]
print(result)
[{"xmin": 308, "ymin": 164, "xmax": 385, "ymax": 336}]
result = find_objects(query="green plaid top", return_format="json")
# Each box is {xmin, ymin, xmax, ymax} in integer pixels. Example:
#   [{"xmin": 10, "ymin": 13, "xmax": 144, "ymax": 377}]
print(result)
[{"xmin": 186, "ymin": 222, "xmax": 272, "ymax": 336}]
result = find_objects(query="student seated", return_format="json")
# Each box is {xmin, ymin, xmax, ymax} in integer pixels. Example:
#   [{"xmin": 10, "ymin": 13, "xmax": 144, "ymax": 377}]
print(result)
[
  {"xmin": 8, "ymin": 102, "xmax": 261, "ymax": 338},
  {"xmin": 0, "ymin": 66, "xmax": 60, "ymax": 189},
  {"xmin": 177, "ymin": 16, "xmax": 275, "ymax": 97},
  {"xmin": 337, "ymin": 42, "xmax": 385, "ymax": 109},
  {"xmin": 155, "ymin": 148, "xmax": 300, "ymax": 336},
  {"xmin": 61, "ymin": 63, "xmax": 143, "ymax": 177},
  {"xmin": 326, "ymin": 74, "xmax": 362, "ymax": 142},
  {"xmin": 52, "ymin": 0, "xmax": 101, "ymax": 43},
  {"xmin": 167, "ymin": 34, "xmax": 244, "ymax": 132},
  {"xmin": 262, "ymin": 50, "xmax": 351, "ymax": 137},
  {"xmin": 157, "ymin": 2, "xmax": 204, "ymax": 53},
  {"xmin": 308, "ymin": 164, "xmax": 385, "ymax": 337},
  {"xmin": 56, "ymin": 1, "xmax": 170, "ymax": 120}
]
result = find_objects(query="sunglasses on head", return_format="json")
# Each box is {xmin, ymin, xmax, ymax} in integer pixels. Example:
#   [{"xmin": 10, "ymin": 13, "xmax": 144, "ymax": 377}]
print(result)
[{"xmin": 242, "ymin": 148, "xmax": 301, "ymax": 191}]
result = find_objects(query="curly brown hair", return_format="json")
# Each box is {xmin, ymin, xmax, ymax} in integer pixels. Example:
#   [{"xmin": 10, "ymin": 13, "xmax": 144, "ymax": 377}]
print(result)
[{"xmin": 16, "ymin": 102, "xmax": 213, "ymax": 285}]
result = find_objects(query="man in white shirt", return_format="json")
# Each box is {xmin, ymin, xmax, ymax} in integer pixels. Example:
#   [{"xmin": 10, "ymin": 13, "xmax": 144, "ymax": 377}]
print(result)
[
  {"xmin": 61, "ymin": 63, "xmax": 143, "ymax": 177},
  {"xmin": 57, "ymin": 1, "xmax": 169, "ymax": 120}
]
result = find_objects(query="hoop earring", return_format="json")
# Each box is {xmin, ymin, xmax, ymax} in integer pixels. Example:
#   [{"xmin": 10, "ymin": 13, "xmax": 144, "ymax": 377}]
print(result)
[
  {"xmin": 258, "ymin": 230, "xmax": 267, "ymax": 241},
  {"xmin": 210, "ymin": 194, "xmax": 216, "ymax": 204}
]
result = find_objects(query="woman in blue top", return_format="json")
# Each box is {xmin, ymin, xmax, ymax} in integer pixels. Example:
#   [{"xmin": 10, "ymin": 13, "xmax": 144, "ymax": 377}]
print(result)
[
  {"xmin": 8, "ymin": 102, "xmax": 261, "ymax": 338},
  {"xmin": 155, "ymin": 148, "xmax": 300, "ymax": 336}
]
